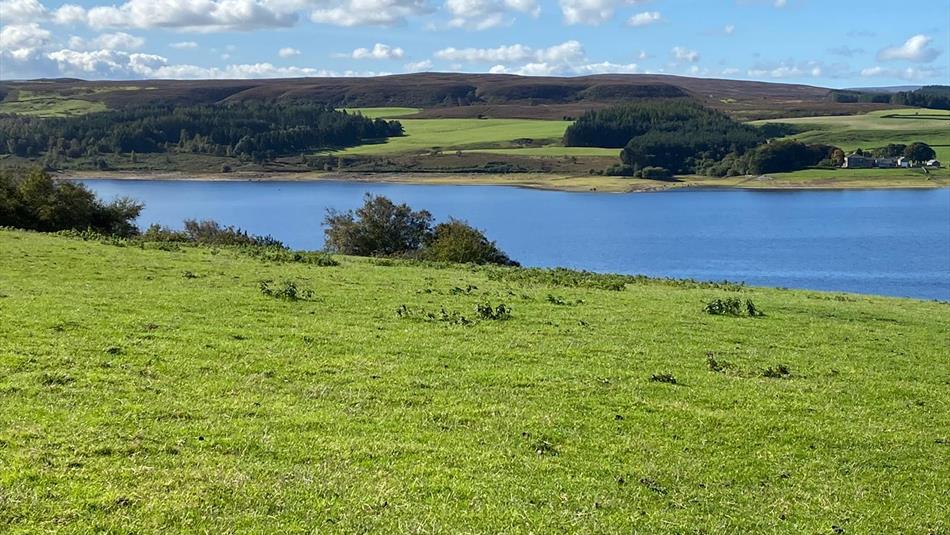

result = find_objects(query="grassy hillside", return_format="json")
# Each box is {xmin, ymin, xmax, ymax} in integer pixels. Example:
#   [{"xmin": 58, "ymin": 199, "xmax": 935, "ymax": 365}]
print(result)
[
  {"xmin": 753, "ymin": 109, "xmax": 950, "ymax": 162},
  {"xmin": 333, "ymin": 116, "xmax": 575, "ymax": 156},
  {"xmin": 1, "ymin": 230, "xmax": 948, "ymax": 533},
  {"xmin": 0, "ymin": 90, "xmax": 107, "ymax": 117}
]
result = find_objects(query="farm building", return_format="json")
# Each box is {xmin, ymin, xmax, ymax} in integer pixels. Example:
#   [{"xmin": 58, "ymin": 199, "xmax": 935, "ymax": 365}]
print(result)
[
  {"xmin": 926, "ymin": 159, "xmax": 941, "ymax": 168},
  {"xmin": 876, "ymin": 157, "xmax": 898, "ymax": 168},
  {"xmin": 897, "ymin": 157, "xmax": 911, "ymax": 168},
  {"xmin": 843, "ymin": 154, "xmax": 875, "ymax": 168}
]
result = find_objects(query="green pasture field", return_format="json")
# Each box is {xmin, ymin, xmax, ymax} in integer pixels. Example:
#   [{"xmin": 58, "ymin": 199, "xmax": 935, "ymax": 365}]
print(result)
[
  {"xmin": 1, "ymin": 229, "xmax": 948, "ymax": 533},
  {"xmin": 0, "ymin": 90, "xmax": 108, "ymax": 117},
  {"xmin": 332, "ymin": 116, "xmax": 575, "ymax": 156},
  {"xmin": 341, "ymin": 107, "xmax": 422, "ymax": 119},
  {"xmin": 753, "ymin": 108, "xmax": 950, "ymax": 162}
]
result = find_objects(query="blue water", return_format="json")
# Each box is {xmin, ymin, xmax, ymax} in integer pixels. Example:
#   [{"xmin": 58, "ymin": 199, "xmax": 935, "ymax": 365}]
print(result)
[{"xmin": 80, "ymin": 179, "xmax": 950, "ymax": 300}]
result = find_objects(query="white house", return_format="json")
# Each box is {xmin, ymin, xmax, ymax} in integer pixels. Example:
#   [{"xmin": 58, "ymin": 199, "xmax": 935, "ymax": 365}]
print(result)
[
  {"xmin": 897, "ymin": 157, "xmax": 911, "ymax": 168},
  {"xmin": 926, "ymin": 159, "xmax": 941, "ymax": 168}
]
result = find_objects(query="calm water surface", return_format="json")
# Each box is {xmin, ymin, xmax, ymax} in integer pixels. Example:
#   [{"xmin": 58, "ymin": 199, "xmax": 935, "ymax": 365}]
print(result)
[{"xmin": 81, "ymin": 179, "xmax": 950, "ymax": 300}]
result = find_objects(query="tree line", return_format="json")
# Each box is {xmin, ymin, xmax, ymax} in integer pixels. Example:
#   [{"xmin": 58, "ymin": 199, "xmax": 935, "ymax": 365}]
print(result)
[
  {"xmin": 831, "ymin": 85, "xmax": 950, "ymax": 110},
  {"xmin": 564, "ymin": 100, "xmax": 769, "ymax": 175},
  {"xmin": 0, "ymin": 102, "xmax": 403, "ymax": 163}
]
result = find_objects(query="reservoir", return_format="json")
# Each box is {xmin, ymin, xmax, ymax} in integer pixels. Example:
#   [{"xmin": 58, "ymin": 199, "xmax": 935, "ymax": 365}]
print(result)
[{"xmin": 80, "ymin": 179, "xmax": 950, "ymax": 300}]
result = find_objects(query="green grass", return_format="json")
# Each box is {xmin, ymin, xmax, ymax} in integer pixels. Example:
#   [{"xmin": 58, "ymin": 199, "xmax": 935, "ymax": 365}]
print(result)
[
  {"xmin": 461, "ymin": 146, "xmax": 622, "ymax": 157},
  {"xmin": 334, "ymin": 117, "xmax": 574, "ymax": 156},
  {"xmin": 340, "ymin": 107, "xmax": 422, "ymax": 119},
  {"xmin": 752, "ymin": 108, "xmax": 950, "ymax": 162},
  {"xmin": 1, "ymin": 229, "xmax": 948, "ymax": 533},
  {"xmin": 0, "ymin": 90, "xmax": 107, "ymax": 117}
]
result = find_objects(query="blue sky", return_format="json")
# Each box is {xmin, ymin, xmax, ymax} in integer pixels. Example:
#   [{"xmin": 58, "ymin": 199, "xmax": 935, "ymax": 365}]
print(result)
[{"xmin": 1, "ymin": 0, "xmax": 946, "ymax": 86}]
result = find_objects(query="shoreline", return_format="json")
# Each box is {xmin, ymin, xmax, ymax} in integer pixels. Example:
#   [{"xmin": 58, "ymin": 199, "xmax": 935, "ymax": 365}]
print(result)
[{"xmin": 59, "ymin": 170, "xmax": 950, "ymax": 194}]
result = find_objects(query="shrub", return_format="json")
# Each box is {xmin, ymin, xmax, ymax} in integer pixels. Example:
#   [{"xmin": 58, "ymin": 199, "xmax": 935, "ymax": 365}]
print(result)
[
  {"xmin": 762, "ymin": 364, "xmax": 791, "ymax": 379},
  {"xmin": 259, "ymin": 280, "xmax": 313, "ymax": 301},
  {"xmin": 0, "ymin": 168, "xmax": 142, "ymax": 237},
  {"xmin": 324, "ymin": 193, "xmax": 433, "ymax": 256},
  {"xmin": 639, "ymin": 166, "xmax": 673, "ymax": 180},
  {"xmin": 704, "ymin": 298, "xmax": 764, "ymax": 317},
  {"xmin": 324, "ymin": 194, "xmax": 516, "ymax": 265},
  {"xmin": 475, "ymin": 303, "xmax": 511, "ymax": 320},
  {"xmin": 650, "ymin": 373, "xmax": 678, "ymax": 384},
  {"xmin": 423, "ymin": 219, "xmax": 516, "ymax": 266}
]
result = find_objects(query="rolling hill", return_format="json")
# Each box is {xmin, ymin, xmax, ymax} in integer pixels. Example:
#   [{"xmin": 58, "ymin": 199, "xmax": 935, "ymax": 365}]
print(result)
[{"xmin": 0, "ymin": 73, "xmax": 896, "ymax": 121}]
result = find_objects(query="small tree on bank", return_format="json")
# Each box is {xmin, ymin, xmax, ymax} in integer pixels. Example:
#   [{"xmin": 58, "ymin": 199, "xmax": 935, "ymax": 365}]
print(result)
[
  {"xmin": 424, "ymin": 219, "xmax": 517, "ymax": 266},
  {"xmin": 903, "ymin": 142, "xmax": 936, "ymax": 164},
  {"xmin": 324, "ymin": 194, "xmax": 433, "ymax": 256},
  {"xmin": 323, "ymin": 194, "xmax": 515, "ymax": 265}
]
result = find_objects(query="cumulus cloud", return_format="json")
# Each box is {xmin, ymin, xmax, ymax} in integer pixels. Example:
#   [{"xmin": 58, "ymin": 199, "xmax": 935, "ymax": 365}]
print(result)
[
  {"xmin": 0, "ymin": 0, "xmax": 48, "ymax": 23},
  {"xmin": 877, "ymin": 34, "xmax": 941, "ymax": 63},
  {"xmin": 747, "ymin": 60, "xmax": 824, "ymax": 79},
  {"xmin": 310, "ymin": 0, "xmax": 432, "ymax": 27},
  {"xmin": 55, "ymin": 0, "xmax": 301, "ymax": 32},
  {"xmin": 350, "ymin": 43, "xmax": 405, "ymax": 60},
  {"xmin": 0, "ymin": 23, "xmax": 52, "ymax": 60},
  {"xmin": 68, "ymin": 32, "xmax": 145, "ymax": 51},
  {"xmin": 435, "ymin": 40, "xmax": 583, "ymax": 64},
  {"xmin": 626, "ymin": 10, "xmax": 660, "ymax": 27},
  {"xmin": 560, "ymin": 0, "xmax": 649, "ymax": 25},
  {"xmin": 444, "ymin": 0, "xmax": 539, "ymax": 30},
  {"xmin": 860, "ymin": 65, "xmax": 941, "ymax": 81},
  {"xmin": 52, "ymin": 4, "xmax": 88, "ymax": 24},
  {"xmin": 404, "ymin": 59, "xmax": 434, "ymax": 72},
  {"xmin": 489, "ymin": 60, "xmax": 638, "ymax": 76},
  {"xmin": 39, "ymin": 47, "xmax": 375, "ymax": 79},
  {"xmin": 278, "ymin": 47, "xmax": 301, "ymax": 57},
  {"xmin": 439, "ymin": 40, "xmax": 637, "ymax": 76},
  {"xmin": 671, "ymin": 46, "xmax": 699, "ymax": 63}
]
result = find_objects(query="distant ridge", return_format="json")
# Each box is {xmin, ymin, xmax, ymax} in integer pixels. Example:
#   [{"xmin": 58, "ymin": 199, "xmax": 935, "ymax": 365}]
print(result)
[
  {"xmin": 844, "ymin": 85, "xmax": 923, "ymax": 93},
  {"xmin": 1, "ymin": 73, "xmax": 899, "ymax": 120}
]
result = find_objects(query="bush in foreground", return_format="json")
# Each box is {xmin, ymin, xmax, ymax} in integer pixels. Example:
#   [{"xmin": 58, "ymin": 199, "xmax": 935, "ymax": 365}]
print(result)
[
  {"xmin": 324, "ymin": 194, "xmax": 515, "ymax": 265},
  {"xmin": 423, "ymin": 219, "xmax": 517, "ymax": 266},
  {"xmin": 0, "ymin": 169, "xmax": 141, "ymax": 237}
]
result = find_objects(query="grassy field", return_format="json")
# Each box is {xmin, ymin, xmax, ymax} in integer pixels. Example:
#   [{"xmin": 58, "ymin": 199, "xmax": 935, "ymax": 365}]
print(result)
[
  {"xmin": 1, "ymin": 230, "xmax": 948, "ymax": 533},
  {"xmin": 341, "ymin": 107, "xmax": 422, "ymax": 119},
  {"xmin": 333, "ymin": 117, "xmax": 575, "ymax": 156},
  {"xmin": 753, "ymin": 108, "xmax": 950, "ymax": 162},
  {"xmin": 0, "ymin": 90, "xmax": 108, "ymax": 117}
]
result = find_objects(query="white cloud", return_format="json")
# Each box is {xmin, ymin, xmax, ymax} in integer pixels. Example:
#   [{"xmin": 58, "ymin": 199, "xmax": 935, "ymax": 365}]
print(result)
[
  {"xmin": 278, "ymin": 47, "xmax": 301, "ymax": 57},
  {"xmin": 0, "ymin": 0, "xmax": 47, "ymax": 23},
  {"xmin": 71, "ymin": 0, "xmax": 300, "ymax": 32},
  {"xmin": 0, "ymin": 23, "xmax": 52, "ymax": 60},
  {"xmin": 724, "ymin": 24, "xmax": 735, "ymax": 35},
  {"xmin": 444, "ymin": 0, "xmax": 539, "ymax": 30},
  {"xmin": 170, "ymin": 41, "xmax": 199, "ymax": 49},
  {"xmin": 435, "ymin": 40, "xmax": 583, "ymax": 64},
  {"xmin": 877, "ymin": 34, "xmax": 941, "ymax": 63},
  {"xmin": 68, "ymin": 32, "xmax": 145, "ymax": 51},
  {"xmin": 405, "ymin": 59, "xmax": 433, "ymax": 71},
  {"xmin": 671, "ymin": 46, "xmax": 699, "ymax": 63},
  {"xmin": 39, "ymin": 47, "xmax": 376, "ymax": 79},
  {"xmin": 559, "ymin": 0, "xmax": 648, "ymax": 25},
  {"xmin": 489, "ymin": 60, "xmax": 638, "ymax": 76},
  {"xmin": 310, "ymin": 0, "xmax": 432, "ymax": 27},
  {"xmin": 52, "ymin": 4, "xmax": 87, "ymax": 24},
  {"xmin": 860, "ymin": 65, "xmax": 941, "ymax": 80},
  {"xmin": 350, "ymin": 43, "xmax": 405, "ymax": 60},
  {"xmin": 627, "ymin": 10, "xmax": 660, "ymax": 27},
  {"xmin": 747, "ymin": 61, "xmax": 824, "ymax": 79},
  {"xmin": 774, "ymin": 0, "xmax": 786, "ymax": 7}
]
